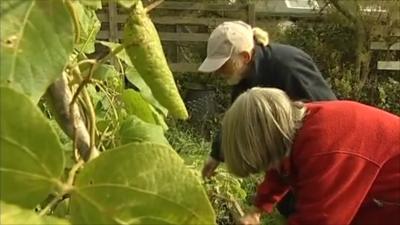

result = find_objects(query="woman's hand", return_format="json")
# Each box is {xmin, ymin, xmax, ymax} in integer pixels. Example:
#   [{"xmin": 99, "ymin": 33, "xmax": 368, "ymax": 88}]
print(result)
[{"xmin": 237, "ymin": 207, "xmax": 262, "ymax": 225}]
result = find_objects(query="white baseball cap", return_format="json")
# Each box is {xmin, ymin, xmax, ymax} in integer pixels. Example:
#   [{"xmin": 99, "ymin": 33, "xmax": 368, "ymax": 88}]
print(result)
[{"xmin": 198, "ymin": 21, "xmax": 254, "ymax": 73}]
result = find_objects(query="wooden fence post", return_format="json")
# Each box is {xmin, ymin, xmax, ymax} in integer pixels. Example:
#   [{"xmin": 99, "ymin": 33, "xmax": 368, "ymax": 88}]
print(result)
[
  {"xmin": 108, "ymin": 0, "xmax": 118, "ymax": 42},
  {"xmin": 107, "ymin": 0, "xmax": 119, "ymax": 68},
  {"xmin": 247, "ymin": 3, "xmax": 256, "ymax": 26}
]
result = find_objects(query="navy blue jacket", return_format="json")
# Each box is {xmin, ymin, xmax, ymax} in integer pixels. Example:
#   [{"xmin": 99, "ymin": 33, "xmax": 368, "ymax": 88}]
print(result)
[{"xmin": 211, "ymin": 43, "xmax": 337, "ymax": 161}]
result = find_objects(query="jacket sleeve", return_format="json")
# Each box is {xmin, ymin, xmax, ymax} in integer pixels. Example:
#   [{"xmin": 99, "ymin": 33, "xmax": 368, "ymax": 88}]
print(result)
[
  {"xmin": 288, "ymin": 153, "xmax": 380, "ymax": 225},
  {"xmin": 210, "ymin": 130, "xmax": 223, "ymax": 161},
  {"xmin": 254, "ymin": 169, "xmax": 290, "ymax": 213}
]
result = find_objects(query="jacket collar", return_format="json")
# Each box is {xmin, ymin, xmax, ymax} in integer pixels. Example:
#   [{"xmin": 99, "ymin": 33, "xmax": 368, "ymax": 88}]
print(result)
[{"xmin": 240, "ymin": 44, "xmax": 272, "ymax": 87}]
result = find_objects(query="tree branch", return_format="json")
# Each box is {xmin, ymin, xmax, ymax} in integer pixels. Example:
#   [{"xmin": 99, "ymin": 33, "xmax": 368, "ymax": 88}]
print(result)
[
  {"xmin": 145, "ymin": 0, "xmax": 165, "ymax": 13},
  {"xmin": 328, "ymin": 0, "xmax": 358, "ymax": 24}
]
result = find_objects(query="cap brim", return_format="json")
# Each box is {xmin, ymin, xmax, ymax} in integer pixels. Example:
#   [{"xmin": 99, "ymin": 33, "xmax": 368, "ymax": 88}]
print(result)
[{"xmin": 198, "ymin": 57, "xmax": 230, "ymax": 73}]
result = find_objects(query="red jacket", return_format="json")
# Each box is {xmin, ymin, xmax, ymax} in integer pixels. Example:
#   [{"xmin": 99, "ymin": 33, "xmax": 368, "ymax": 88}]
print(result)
[{"xmin": 254, "ymin": 101, "xmax": 400, "ymax": 225}]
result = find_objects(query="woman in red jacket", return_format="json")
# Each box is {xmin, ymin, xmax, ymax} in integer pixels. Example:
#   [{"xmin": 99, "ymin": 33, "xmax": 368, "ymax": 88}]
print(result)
[{"xmin": 221, "ymin": 87, "xmax": 400, "ymax": 225}]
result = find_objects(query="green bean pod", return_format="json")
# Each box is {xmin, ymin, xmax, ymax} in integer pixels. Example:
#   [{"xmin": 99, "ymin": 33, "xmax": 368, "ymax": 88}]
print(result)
[{"xmin": 123, "ymin": 1, "xmax": 188, "ymax": 120}]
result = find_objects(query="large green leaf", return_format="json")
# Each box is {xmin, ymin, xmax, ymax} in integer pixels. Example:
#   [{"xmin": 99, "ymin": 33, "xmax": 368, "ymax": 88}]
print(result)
[
  {"xmin": 125, "ymin": 66, "xmax": 168, "ymax": 117},
  {"xmin": 0, "ymin": 0, "xmax": 74, "ymax": 103},
  {"xmin": 70, "ymin": 143, "xmax": 216, "ymax": 225},
  {"xmin": 0, "ymin": 87, "xmax": 65, "ymax": 208},
  {"xmin": 121, "ymin": 89, "xmax": 156, "ymax": 124},
  {"xmin": 119, "ymin": 115, "xmax": 169, "ymax": 145},
  {"xmin": 0, "ymin": 201, "xmax": 70, "ymax": 225},
  {"xmin": 73, "ymin": 1, "xmax": 101, "ymax": 54}
]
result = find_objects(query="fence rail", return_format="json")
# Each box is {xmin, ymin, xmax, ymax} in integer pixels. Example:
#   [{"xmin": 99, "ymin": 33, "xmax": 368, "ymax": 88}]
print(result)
[
  {"xmin": 370, "ymin": 41, "xmax": 400, "ymax": 72},
  {"xmin": 377, "ymin": 61, "xmax": 400, "ymax": 71}
]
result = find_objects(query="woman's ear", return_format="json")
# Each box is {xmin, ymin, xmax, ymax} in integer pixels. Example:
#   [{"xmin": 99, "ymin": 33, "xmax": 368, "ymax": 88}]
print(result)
[{"xmin": 240, "ymin": 51, "xmax": 252, "ymax": 64}]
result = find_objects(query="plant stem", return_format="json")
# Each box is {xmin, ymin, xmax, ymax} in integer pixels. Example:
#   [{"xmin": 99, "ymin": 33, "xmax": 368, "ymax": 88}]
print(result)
[
  {"xmin": 38, "ymin": 196, "xmax": 60, "ymax": 216},
  {"xmin": 97, "ymin": 125, "xmax": 111, "ymax": 150},
  {"xmin": 93, "ymin": 81, "xmax": 119, "ymax": 122},
  {"xmin": 39, "ymin": 159, "xmax": 84, "ymax": 216},
  {"xmin": 67, "ymin": 160, "xmax": 84, "ymax": 186},
  {"xmin": 76, "ymin": 59, "xmax": 97, "ymax": 68},
  {"xmin": 65, "ymin": 0, "xmax": 80, "ymax": 44}
]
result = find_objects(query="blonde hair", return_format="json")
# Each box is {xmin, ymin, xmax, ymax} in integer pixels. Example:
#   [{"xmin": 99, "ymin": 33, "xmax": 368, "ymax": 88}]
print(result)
[
  {"xmin": 232, "ymin": 26, "xmax": 270, "ymax": 56},
  {"xmin": 253, "ymin": 27, "xmax": 269, "ymax": 46},
  {"xmin": 221, "ymin": 87, "xmax": 306, "ymax": 177}
]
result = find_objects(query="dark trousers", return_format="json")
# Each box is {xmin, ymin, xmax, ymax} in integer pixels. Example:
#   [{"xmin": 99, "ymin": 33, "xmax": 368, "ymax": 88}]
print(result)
[{"xmin": 276, "ymin": 191, "xmax": 296, "ymax": 217}]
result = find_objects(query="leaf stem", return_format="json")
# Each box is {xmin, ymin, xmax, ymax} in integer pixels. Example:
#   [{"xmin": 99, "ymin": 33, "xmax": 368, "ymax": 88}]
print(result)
[
  {"xmin": 38, "ymin": 196, "xmax": 60, "ymax": 216},
  {"xmin": 39, "ymin": 159, "xmax": 84, "ymax": 216},
  {"xmin": 76, "ymin": 59, "xmax": 97, "ymax": 68},
  {"xmin": 67, "ymin": 160, "xmax": 85, "ymax": 186}
]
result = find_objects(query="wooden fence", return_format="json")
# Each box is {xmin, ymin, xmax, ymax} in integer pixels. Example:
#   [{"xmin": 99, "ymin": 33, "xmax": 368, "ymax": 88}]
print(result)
[
  {"xmin": 96, "ymin": 1, "xmax": 255, "ymax": 73},
  {"xmin": 370, "ymin": 40, "xmax": 400, "ymax": 71},
  {"xmin": 96, "ymin": 1, "xmax": 399, "ymax": 73}
]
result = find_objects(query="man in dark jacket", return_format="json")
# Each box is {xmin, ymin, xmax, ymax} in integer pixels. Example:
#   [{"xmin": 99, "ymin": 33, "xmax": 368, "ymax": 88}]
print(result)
[{"xmin": 198, "ymin": 21, "xmax": 336, "ymax": 217}]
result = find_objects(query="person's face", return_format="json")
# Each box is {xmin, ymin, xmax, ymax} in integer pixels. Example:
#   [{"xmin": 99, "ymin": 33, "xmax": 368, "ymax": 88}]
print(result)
[{"xmin": 216, "ymin": 52, "xmax": 251, "ymax": 85}]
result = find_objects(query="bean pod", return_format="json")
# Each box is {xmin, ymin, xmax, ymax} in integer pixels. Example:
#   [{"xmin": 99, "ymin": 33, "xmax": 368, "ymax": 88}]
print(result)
[{"xmin": 123, "ymin": 1, "xmax": 188, "ymax": 120}]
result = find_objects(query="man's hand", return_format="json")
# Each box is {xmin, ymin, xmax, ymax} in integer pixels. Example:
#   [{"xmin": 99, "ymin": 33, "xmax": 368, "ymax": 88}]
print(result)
[{"xmin": 201, "ymin": 156, "xmax": 220, "ymax": 178}]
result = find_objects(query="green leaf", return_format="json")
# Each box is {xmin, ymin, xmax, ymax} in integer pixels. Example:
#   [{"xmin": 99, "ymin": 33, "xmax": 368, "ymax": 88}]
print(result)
[
  {"xmin": 73, "ymin": 1, "xmax": 101, "ymax": 54},
  {"xmin": 0, "ymin": 201, "xmax": 70, "ymax": 225},
  {"xmin": 119, "ymin": 115, "xmax": 169, "ymax": 145},
  {"xmin": 117, "ymin": 0, "xmax": 139, "ymax": 9},
  {"xmin": 125, "ymin": 66, "xmax": 168, "ymax": 117},
  {"xmin": 70, "ymin": 142, "xmax": 216, "ymax": 225},
  {"xmin": 150, "ymin": 105, "xmax": 169, "ymax": 131},
  {"xmin": 121, "ymin": 89, "xmax": 156, "ymax": 124},
  {"xmin": 79, "ymin": 0, "xmax": 102, "ymax": 10},
  {"xmin": 0, "ymin": 87, "xmax": 65, "ymax": 208},
  {"xmin": 93, "ymin": 64, "xmax": 119, "ymax": 80},
  {"xmin": 0, "ymin": 0, "xmax": 74, "ymax": 103}
]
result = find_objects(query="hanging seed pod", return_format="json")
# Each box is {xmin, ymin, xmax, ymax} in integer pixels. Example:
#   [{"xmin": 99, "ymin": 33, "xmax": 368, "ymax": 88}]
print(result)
[{"xmin": 123, "ymin": 1, "xmax": 188, "ymax": 120}]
